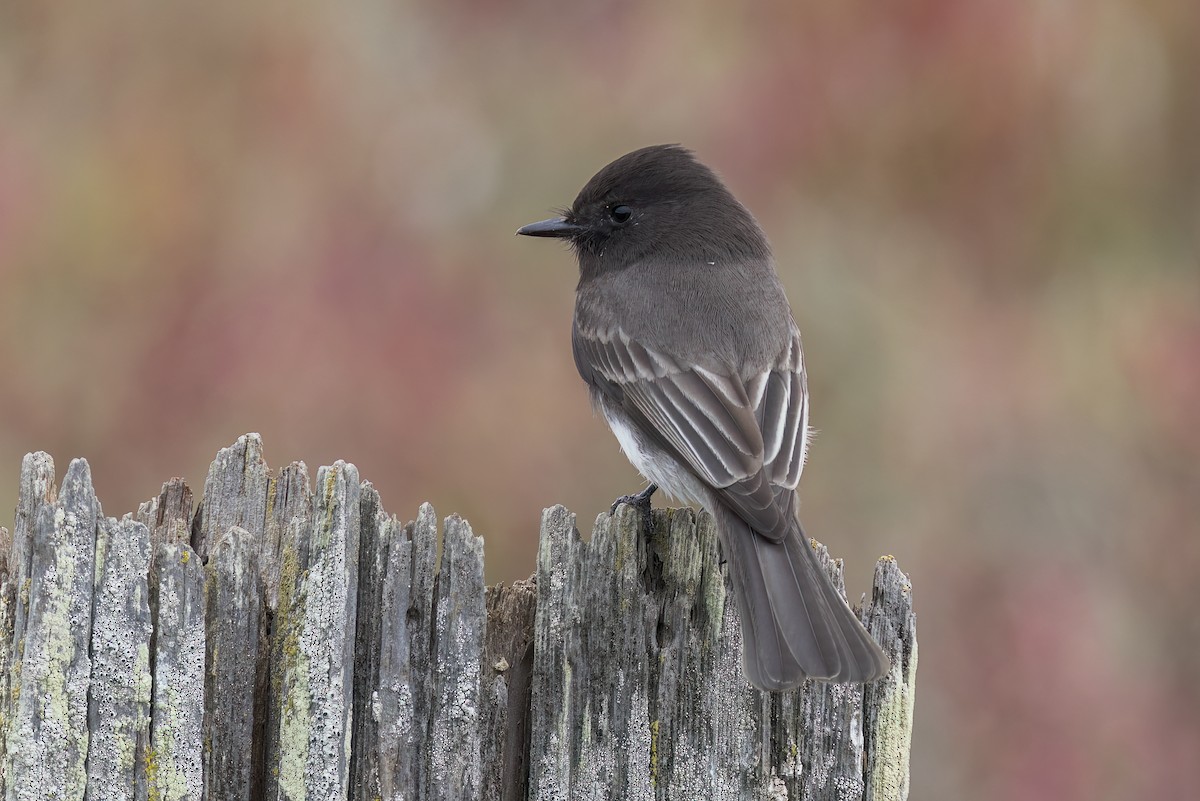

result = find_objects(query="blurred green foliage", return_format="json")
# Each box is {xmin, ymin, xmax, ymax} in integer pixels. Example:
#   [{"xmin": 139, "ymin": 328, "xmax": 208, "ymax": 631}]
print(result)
[{"xmin": 1, "ymin": 2, "xmax": 1197, "ymax": 798}]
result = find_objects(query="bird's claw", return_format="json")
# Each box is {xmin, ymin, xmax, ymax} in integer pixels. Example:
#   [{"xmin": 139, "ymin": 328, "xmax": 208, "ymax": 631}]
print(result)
[{"xmin": 609, "ymin": 483, "xmax": 658, "ymax": 518}]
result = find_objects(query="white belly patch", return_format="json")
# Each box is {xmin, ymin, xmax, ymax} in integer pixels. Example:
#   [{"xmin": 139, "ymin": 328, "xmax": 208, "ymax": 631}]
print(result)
[{"xmin": 602, "ymin": 406, "xmax": 710, "ymax": 507}]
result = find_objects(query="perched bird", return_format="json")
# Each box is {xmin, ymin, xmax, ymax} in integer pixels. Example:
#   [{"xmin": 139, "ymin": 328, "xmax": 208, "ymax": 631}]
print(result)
[{"xmin": 517, "ymin": 144, "xmax": 888, "ymax": 691}]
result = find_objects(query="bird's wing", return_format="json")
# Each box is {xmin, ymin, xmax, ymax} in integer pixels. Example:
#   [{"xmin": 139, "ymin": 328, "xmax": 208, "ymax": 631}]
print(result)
[
  {"xmin": 573, "ymin": 324, "xmax": 809, "ymax": 543},
  {"xmin": 749, "ymin": 326, "xmax": 809, "ymax": 491}
]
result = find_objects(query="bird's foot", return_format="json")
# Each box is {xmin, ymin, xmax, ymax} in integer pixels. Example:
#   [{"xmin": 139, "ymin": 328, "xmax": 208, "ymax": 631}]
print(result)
[{"xmin": 609, "ymin": 483, "xmax": 658, "ymax": 518}]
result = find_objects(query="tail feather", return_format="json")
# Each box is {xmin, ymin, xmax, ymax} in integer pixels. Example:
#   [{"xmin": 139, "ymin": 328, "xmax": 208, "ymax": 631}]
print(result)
[{"xmin": 716, "ymin": 505, "xmax": 890, "ymax": 691}]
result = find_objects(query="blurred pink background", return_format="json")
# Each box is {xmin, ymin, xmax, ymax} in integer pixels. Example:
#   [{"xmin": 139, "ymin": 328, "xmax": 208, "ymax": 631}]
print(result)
[{"xmin": 2, "ymin": 2, "xmax": 1198, "ymax": 798}]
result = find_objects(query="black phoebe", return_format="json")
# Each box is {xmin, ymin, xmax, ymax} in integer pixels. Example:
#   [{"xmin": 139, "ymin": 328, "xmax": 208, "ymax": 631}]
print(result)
[{"xmin": 517, "ymin": 144, "xmax": 889, "ymax": 690}]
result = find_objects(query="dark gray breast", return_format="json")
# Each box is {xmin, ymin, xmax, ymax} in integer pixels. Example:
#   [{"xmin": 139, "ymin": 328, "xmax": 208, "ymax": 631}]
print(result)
[{"xmin": 574, "ymin": 255, "xmax": 795, "ymax": 377}]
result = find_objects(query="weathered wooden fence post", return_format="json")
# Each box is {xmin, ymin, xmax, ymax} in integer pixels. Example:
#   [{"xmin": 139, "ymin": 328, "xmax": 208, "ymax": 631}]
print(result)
[{"xmin": 0, "ymin": 434, "xmax": 916, "ymax": 801}]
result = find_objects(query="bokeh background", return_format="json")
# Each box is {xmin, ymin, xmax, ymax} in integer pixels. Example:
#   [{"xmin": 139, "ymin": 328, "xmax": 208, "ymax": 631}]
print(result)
[{"xmin": 2, "ymin": 1, "xmax": 1198, "ymax": 798}]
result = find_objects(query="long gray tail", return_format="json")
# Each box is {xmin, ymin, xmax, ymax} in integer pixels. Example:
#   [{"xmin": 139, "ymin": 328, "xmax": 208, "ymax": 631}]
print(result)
[{"xmin": 716, "ymin": 505, "xmax": 890, "ymax": 691}]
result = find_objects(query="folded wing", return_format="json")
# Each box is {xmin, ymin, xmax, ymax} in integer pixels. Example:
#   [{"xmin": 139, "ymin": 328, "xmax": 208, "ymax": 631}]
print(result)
[{"xmin": 572, "ymin": 324, "xmax": 809, "ymax": 542}]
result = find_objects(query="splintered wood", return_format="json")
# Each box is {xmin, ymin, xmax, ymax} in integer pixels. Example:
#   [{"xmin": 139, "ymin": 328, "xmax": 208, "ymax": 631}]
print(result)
[{"xmin": 0, "ymin": 435, "xmax": 915, "ymax": 801}]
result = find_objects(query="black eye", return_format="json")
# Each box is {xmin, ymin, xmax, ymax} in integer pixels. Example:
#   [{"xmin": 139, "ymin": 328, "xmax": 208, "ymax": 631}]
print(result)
[{"xmin": 609, "ymin": 205, "xmax": 633, "ymax": 224}]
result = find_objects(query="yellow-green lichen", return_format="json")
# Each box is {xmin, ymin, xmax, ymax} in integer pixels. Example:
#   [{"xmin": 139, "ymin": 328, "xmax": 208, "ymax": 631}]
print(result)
[
  {"xmin": 276, "ymin": 632, "xmax": 313, "ymax": 799},
  {"xmin": 868, "ymin": 639, "xmax": 917, "ymax": 801},
  {"xmin": 265, "ymin": 478, "xmax": 279, "ymax": 519},
  {"xmin": 649, "ymin": 718, "xmax": 660, "ymax": 787},
  {"xmin": 144, "ymin": 745, "xmax": 159, "ymax": 801},
  {"xmin": 272, "ymin": 537, "xmax": 312, "ymax": 798}
]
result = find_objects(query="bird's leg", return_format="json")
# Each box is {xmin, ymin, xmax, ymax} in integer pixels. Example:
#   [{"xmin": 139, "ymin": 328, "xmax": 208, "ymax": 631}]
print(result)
[{"xmin": 609, "ymin": 483, "xmax": 658, "ymax": 518}]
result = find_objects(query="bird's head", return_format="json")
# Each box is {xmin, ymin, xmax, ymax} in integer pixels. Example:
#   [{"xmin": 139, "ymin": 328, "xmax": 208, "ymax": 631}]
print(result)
[{"xmin": 517, "ymin": 144, "xmax": 769, "ymax": 273}]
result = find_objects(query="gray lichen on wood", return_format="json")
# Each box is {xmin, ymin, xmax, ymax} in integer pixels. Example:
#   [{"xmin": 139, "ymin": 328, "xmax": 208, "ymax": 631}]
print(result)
[
  {"xmin": 428, "ymin": 515, "xmax": 487, "ymax": 801},
  {"xmin": 148, "ymin": 541, "xmax": 205, "ymax": 801},
  {"xmin": 348, "ymin": 485, "xmax": 388, "ymax": 801},
  {"xmin": 273, "ymin": 462, "xmax": 361, "ymax": 799},
  {"xmin": 204, "ymin": 525, "xmax": 260, "ymax": 801},
  {"xmin": 5, "ymin": 458, "xmax": 98, "ymax": 801},
  {"xmin": 365, "ymin": 502, "xmax": 437, "ymax": 801},
  {"xmin": 526, "ymin": 504, "xmax": 907, "ymax": 801},
  {"xmin": 262, "ymin": 459, "xmax": 313, "ymax": 801},
  {"xmin": 864, "ymin": 558, "xmax": 918, "ymax": 801},
  {"xmin": 0, "ymin": 523, "xmax": 12, "ymax": 791},
  {"xmin": 0, "ymin": 435, "xmax": 916, "ymax": 801},
  {"xmin": 86, "ymin": 516, "xmax": 153, "ymax": 800}
]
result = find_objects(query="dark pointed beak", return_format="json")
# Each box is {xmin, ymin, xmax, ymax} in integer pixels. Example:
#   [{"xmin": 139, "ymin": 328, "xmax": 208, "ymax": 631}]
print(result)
[{"xmin": 516, "ymin": 216, "xmax": 583, "ymax": 238}]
